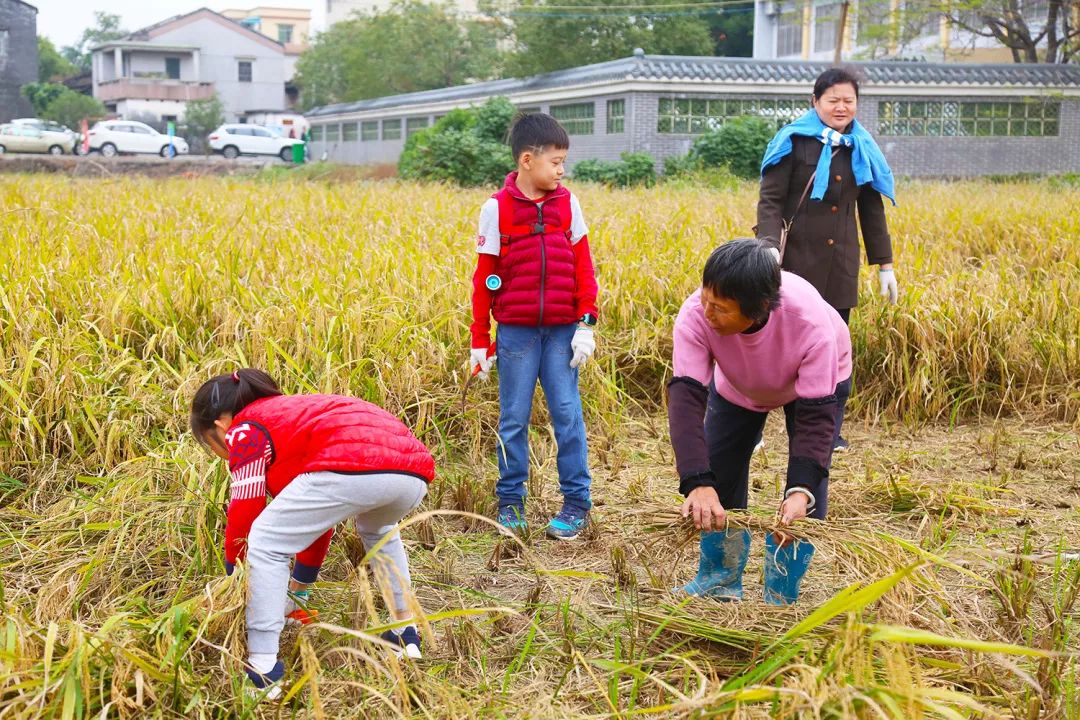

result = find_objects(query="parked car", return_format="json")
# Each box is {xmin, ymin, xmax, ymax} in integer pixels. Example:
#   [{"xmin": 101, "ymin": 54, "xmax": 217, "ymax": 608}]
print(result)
[
  {"xmin": 12, "ymin": 118, "xmax": 83, "ymax": 155},
  {"xmin": 0, "ymin": 123, "xmax": 75, "ymax": 155},
  {"xmin": 87, "ymin": 120, "xmax": 189, "ymax": 157},
  {"xmin": 208, "ymin": 124, "xmax": 301, "ymax": 161}
]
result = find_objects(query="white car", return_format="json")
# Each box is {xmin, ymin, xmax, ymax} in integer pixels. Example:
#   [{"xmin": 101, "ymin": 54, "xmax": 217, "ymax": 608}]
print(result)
[
  {"xmin": 87, "ymin": 120, "xmax": 189, "ymax": 157},
  {"xmin": 208, "ymin": 124, "xmax": 301, "ymax": 161},
  {"xmin": 12, "ymin": 118, "xmax": 82, "ymax": 152}
]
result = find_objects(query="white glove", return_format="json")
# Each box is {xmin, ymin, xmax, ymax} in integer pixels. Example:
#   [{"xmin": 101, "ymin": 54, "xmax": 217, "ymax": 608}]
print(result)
[
  {"xmin": 470, "ymin": 347, "xmax": 496, "ymax": 380},
  {"xmin": 768, "ymin": 246, "xmax": 780, "ymax": 264},
  {"xmin": 569, "ymin": 326, "xmax": 595, "ymax": 369},
  {"xmin": 878, "ymin": 268, "xmax": 898, "ymax": 304}
]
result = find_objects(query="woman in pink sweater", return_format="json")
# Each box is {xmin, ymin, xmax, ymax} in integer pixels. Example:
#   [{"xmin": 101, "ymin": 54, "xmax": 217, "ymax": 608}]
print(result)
[{"xmin": 667, "ymin": 239, "xmax": 851, "ymax": 604}]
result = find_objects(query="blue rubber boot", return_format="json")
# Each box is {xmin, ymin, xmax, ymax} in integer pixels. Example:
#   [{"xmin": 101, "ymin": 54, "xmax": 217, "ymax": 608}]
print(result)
[
  {"xmin": 679, "ymin": 528, "xmax": 751, "ymax": 600},
  {"xmin": 763, "ymin": 533, "xmax": 815, "ymax": 605}
]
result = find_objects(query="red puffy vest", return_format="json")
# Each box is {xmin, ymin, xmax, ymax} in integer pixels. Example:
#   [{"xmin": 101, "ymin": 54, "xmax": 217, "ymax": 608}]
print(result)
[
  {"xmin": 491, "ymin": 173, "xmax": 579, "ymax": 326},
  {"xmin": 233, "ymin": 395, "xmax": 435, "ymax": 491}
]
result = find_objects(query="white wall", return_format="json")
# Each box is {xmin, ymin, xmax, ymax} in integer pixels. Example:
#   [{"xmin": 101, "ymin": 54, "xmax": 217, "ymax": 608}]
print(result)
[{"xmin": 152, "ymin": 16, "xmax": 287, "ymax": 121}]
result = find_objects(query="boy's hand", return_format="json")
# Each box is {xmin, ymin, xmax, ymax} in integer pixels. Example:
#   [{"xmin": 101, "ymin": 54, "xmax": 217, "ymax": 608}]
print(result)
[
  {"xmin": 569, "ymin": 326, "xmax": 595, "ymax": 369},
  {"xmin": 470, "ymin": 348, "xmax": 496, "ymax": 380},
  {"xmin": 681, "ymin": 486, "xmax": 726, "ymax": 531}
]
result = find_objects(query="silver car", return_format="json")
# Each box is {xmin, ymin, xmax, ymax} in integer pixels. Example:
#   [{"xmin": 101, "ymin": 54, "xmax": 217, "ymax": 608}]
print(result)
[{"xmin": 0, "ymin": 124, "xmax": 75, "ymax": 155}]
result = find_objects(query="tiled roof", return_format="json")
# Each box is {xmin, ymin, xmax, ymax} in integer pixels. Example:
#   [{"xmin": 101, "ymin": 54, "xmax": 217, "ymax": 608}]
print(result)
[{"xmin": 307, "ymin": 52, "xmax": 1080, "ymax": 117}]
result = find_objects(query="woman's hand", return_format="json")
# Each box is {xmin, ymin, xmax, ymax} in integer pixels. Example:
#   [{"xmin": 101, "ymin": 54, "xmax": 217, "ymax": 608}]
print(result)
[
  {"xmin": 878, "ymin": 265, "xmax": 898, "ymax": 304},
  {"xmin": 778, "ymin": 492, "xmax": 810, "ymax": 526},
  {"xmin": 681, "ymin": 486, "xmax": 727, "ymax": 531}
]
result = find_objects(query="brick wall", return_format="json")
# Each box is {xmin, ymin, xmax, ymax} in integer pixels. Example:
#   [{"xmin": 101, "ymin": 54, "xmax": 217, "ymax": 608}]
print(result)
[
  {"xmin": 307, "ymin": 88, "xmax": 1080, "ymax": 179},
  {"xmin": 0, "ymin": 0, "xmax": 38, "ymax": 123}
]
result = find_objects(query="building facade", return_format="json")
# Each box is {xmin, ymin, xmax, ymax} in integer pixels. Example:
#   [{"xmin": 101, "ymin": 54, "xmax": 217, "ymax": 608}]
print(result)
[
  {"xmin": 305, "ymin": 51, "xmax": 1080, "ymax": 178},
  {"xmin": 0, "ymin": 0, "xmax": 38, "ymax": 123},
  {"xmin": 220, "ymin": 6, "xmax": 311, "ymax": 81},
  {"xmin": 752, "ymin": 0, "xmax": 1052, "ymax": 63},
  {"xmin": 91, "ymin": 8, "xmax": 288, "ymax": 125}
]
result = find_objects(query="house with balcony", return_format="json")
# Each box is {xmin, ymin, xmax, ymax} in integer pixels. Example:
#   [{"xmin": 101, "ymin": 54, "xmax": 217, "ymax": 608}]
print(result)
[{"xmin": 91, "ymin": 7, "xmax": 288, "ymax": 126}]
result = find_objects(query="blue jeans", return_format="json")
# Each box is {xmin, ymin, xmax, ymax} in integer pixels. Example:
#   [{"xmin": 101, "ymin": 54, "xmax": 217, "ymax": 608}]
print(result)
[{"xmin": 495, "ymin": 323, "xmax": 592, "ymax": 510}]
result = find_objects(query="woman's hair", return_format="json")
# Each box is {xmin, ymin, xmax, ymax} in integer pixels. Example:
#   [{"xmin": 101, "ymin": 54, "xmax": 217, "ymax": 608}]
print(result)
[
  {"xmin": 813, "ymin": 67, "xmax": 861, "ymax": 99},
  {"xmin": 701, "ymin": 239, "xmax": 782, "ymax": 323},
  {"xmin": 508, "ymin": 112, "xmax": 570, "ymax": 161},
  {"xmin": 189, "ymin": 368, "xmax": 282, "ymax": 443}
]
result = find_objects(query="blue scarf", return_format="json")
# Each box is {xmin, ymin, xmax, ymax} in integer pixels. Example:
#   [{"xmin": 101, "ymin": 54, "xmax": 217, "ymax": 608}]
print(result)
[{"xmin": 760, "ymin": 110, "xmax": 896, "ymax": 206}]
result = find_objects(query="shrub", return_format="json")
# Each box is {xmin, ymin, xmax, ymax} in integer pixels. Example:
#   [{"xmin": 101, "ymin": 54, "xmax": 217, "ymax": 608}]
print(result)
[
  {"xmin": 398, "ymin": 97, "xmax": 515, "ymax": 187},
  {"xmin": 690, "ymin": 116, "xmax": 775, "ymax": 180},
  {"xmin": 572, "ymin": 152, "xmax": 656, "ymax": 187}
]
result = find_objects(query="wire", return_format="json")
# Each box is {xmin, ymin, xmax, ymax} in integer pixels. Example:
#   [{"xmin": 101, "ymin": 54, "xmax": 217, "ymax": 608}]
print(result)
[{"xmin": 493, "ymin": 0, "xmax": 753, "ymax": 9}]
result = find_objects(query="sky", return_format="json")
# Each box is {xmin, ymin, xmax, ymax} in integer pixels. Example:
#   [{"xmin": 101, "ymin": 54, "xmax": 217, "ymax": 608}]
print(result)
[{"xmin": 33, "ymin": 0, "xmax": 326, "ymax": 48}]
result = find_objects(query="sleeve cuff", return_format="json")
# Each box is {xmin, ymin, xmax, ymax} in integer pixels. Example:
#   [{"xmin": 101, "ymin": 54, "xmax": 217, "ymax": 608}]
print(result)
[
  {"xmin": 679, "ymin": 470, "xmax": 718, "ymax": 498},
  {"xmin": 785, "ymin": 456, "xmax": 827, "ymax": 499},
  {"xmin": 292, "ymin": 561, "xmax": 321, "ymax": 584},
  {"xmin": 225, "ymin": 561, "xmax": 235, "ymax": 576},
  {"xmin": 784, "ymin": 486, "xmax": 816, "ymax": 511}
]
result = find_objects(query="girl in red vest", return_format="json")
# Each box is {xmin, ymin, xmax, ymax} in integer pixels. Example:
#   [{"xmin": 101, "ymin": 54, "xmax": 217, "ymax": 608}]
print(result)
[
  {"xmin": 469, "ymin": 113, "xmax": 600, "ymax": 539},
  {"xmin": 190, "ymin": 369, "xmax": 435, "ymax": 699}
]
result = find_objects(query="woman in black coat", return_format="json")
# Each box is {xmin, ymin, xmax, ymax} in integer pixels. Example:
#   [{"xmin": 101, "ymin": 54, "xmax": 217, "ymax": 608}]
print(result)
[{"xmin": 756, "ymin": 67, "xmax": 898, "ymax": 450}]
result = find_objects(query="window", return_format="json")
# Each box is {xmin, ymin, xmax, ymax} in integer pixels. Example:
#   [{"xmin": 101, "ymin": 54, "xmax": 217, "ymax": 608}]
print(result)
[
  {"xmin": 657, "ymin": 97, "xmax": 804, "ymax": 134},
  {"xmin": 251, "ymin": 127, "xmax": 273, "ymax": 137},
  {"xmin": 382, "ymin": 118, "xmax": 402, "ymax": 140},
  {"xmin": 406, "ymin": 117, "xmax": 428, "ymax": 137},
  {"xmin": 606, "ymin": 99, "xmax": 625, "ymax": 134},
  {"xmin": 877, "ymin": 100, "xmax": 1061, "ymax": 137},
  {"xmin": 238, "ymin": 60, "xmax": 253, "ymax": 82},
  {"xmin": 310, "ymin": 125, "xmax": 323, "ymax": 141},
  {"xmin": 343, "ymin": 122, "xmax": 358, "ymax": 141},
  {"xmin": 0, "ymin": 30, "xmax": 9, "ymax": 60},
  {"xmin": 776, "ymin": 4, "xmax": 804, "ymax": 56},
  {"xmin": 361, "ymin": 121, "xmax": 378, "ymax": 141},
  {"xmin": 277, "ymin": 24, "xmax": 294, "ymax": 44},
  {"xmin": 326, "ymin": 124, "xmax": 340, "ymax": 141},
  {"xmin": 550, "ymin": 102, "xmax": 594, "ymax": 135},
  {"xmin": 165, "ymin": 57, "xmax": 181, "ymax": 80},
  {"xmin": 814, "ymin": 2, "xmax": 841, "ymax": 54}
]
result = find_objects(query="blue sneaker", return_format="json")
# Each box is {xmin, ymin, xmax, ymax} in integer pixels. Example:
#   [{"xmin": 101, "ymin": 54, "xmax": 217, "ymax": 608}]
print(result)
[
  {"xmin": 380, "ymin": 626, "xmax": 422, "ymax": 659},
  {"xmin": 763, "ymin": 533, "xmax": 815, "ymax": 605},
  {"xmin": 678, "ymin": 528, "xmax": 751, "ymax": 600},
  {"xmin": 546, "ymin": 502, "xmax": 589, "ymax": 540},
  {"xmin": 497, "ymin": 502, "xmax": 528, "ymax": 532},
  {"xmin": 244, "ymin": 660, "xmax": 284, "ymax": 701}
]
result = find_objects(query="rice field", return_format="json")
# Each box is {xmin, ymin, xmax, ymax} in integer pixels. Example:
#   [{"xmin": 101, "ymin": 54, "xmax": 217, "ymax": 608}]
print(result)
[{"xmin": 0, "ymin": 172, "xmax": 1078, "ymax": 719}]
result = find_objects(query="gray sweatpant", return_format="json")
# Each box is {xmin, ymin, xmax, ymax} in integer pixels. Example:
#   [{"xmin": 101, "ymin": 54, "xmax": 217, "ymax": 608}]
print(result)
[{"xmin": 246, "ymin": 471, "xmax": 427, "ymax": 655}]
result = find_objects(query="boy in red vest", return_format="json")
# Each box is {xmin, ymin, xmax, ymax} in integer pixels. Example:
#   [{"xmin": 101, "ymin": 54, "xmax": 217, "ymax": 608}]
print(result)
[
  {"xmin": 469, "ymin": 113, "xmax": 599, "ymax": 540},
  {"xmin": 190, "ymin": 369, "xmax": 435, "ymax": 699}
]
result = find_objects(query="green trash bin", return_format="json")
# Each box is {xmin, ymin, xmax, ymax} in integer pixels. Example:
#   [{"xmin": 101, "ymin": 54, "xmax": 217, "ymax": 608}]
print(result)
[{"xmin": 291, "ymin": 142, "xmax": 305, "ymax": 164}]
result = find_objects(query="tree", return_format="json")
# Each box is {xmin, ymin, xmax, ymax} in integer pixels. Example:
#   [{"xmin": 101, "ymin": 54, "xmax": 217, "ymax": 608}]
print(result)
[
  {"xmin": 398, "ymin": 97, "xmax": 515, "ymax": 186},
  {"xmin": 183, "ymin": 95, "xmax": 226, "ymax": 154},
  {"xmin": 21, "ymin": 82, "xmax": 67, "ymax": 116},
  {"xmin": 690, "ymin": 116, "xmax": 774, "ymax": 180},
  {"xmin": 853, "ymin": 0, "xmax": 1079, "ymax": 64},
  {"xmin": 38, "ymin": 37, "xmax": 77, "ymax": 81},
  {"xmin": 295, "ymin": 0, "xmax": 505, "ymax": 108},
  {"xmin": 40, "ymin": 88, "xmax": 105, "ymax": 129},
  {"xmin": 707, "ymin": 6, "xmax": 754, "ymax": 57},
  {"xmin": 61, "ymin": 12, "xmax": 128, "ymax": 72},
  {"xmin": 503, "ymin": 0, "xmax": 715, "ymax": 76}
]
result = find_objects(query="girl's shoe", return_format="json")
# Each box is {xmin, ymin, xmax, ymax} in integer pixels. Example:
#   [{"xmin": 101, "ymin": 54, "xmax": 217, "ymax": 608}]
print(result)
[
  {"xmin": 380, "ymin": 626, "xmax": 422, "ymax": 659},
  {"xmin": 244, "ymin": 660, "xmax": 284, "ymax": 701},
  {"xmin": 546, "ymin": 503, "xmax": 589, "ymax": 540}
]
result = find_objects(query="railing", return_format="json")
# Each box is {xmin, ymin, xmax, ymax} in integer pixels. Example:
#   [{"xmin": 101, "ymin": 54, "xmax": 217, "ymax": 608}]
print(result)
[{"xmin": 96, "ymin": 79, "xmax": 215, "ymax": 102}]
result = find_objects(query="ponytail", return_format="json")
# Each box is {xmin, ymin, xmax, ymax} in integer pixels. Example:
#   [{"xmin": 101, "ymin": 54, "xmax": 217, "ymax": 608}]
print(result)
[{"xmin": 190, "ymin": 368, "xmax": 282, "ymax": 443}]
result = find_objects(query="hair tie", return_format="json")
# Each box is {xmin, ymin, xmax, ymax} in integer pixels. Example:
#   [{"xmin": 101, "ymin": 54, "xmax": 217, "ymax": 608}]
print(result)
[{"xmin": 232, "ymin": 371, "xmax": 240, "ymax": 383}]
